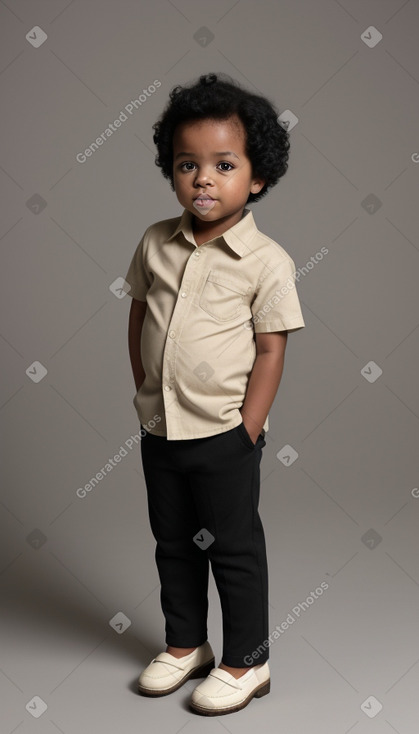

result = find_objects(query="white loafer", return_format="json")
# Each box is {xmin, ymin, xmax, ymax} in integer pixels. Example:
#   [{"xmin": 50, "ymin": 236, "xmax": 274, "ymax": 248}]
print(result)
[
  {"xmin": 189, "ymin": 661, "xmax": 270, "ymax": 715},
  {"xmin": 138, "ymin": 641, "xmax": 215, "ymax": 696}
]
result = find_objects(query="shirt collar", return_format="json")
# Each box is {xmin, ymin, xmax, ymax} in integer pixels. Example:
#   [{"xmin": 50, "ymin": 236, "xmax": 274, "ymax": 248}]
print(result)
[{"xmin": 167, "ymin": 207, "xmax": 258, "ymax": 258}]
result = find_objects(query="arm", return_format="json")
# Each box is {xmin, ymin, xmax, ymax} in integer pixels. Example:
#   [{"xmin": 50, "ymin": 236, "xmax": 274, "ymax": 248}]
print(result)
[
  {"xmin": 128, "ymin": 297, "xmax": 147, "ymax": 391},
  {"xmin": 240, "ymin": 331, "xmax": 288, "ymax": 444}
]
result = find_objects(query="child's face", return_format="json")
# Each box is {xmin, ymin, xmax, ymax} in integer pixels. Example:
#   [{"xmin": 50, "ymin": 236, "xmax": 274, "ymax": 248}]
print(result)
[{"xmin": 172, "ymin": 115, "xmax": 265, "ymax": 227}]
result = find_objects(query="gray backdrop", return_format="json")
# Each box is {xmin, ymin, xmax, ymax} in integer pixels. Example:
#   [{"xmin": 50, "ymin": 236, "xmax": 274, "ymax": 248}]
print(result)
[{"xmin": 1, "ymin": 1, "xmax": 419, "ymax": 732}]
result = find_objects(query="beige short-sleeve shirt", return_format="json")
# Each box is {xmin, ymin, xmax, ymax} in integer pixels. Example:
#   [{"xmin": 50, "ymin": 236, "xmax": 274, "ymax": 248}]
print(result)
[{"xmin": 124, "ymin": 207, "xmax": 305, "ymax": 439}]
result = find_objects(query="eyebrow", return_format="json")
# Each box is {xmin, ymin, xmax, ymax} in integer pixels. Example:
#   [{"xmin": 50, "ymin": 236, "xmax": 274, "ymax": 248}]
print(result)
[{"xmin": 174, "ymin": 150, "xmax": 240, "ymax": 160}]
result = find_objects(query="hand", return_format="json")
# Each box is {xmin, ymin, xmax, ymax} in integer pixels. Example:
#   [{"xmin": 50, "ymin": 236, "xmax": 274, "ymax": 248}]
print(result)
[
  {"xmin": 241, "ymin": 418, "xmax": 260, "ymax": 446},
  {"xmin": 246, "ymin": 427, "xmax": 261, "ymax": 446}
]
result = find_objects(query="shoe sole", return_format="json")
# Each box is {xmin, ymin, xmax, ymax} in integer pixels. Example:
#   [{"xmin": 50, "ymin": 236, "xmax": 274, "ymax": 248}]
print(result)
[
  {"xmin": 189, "ymin": 677, "xmax": 270, "ymax": 716},
  {"xmin": 138, "ymin": 657, "xmax": 215, "ymax": 697}
]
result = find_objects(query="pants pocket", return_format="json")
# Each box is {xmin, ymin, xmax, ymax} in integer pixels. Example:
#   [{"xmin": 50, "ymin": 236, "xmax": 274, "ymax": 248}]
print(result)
[{"xmin": 236, "ymin": 421, "xmax": 266, "ymax": 450}]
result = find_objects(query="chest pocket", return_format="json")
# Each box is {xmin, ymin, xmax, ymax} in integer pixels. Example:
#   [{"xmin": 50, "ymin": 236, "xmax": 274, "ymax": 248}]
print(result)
[{"xmin": 199, "ymin": 270, "xmax": 251, "ymax": 321}]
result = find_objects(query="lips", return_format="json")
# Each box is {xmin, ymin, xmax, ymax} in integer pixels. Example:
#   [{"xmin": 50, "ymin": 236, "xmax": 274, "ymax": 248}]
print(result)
[{"xmin": 193, "ymin": 194, "xmax": 216, "ymax": 214}]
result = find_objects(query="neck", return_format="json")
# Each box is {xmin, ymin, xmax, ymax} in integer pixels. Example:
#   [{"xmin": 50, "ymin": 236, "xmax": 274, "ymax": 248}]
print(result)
[{"xmin": 192, "ymin": 208, "xmax": 246, "ymax": 240}]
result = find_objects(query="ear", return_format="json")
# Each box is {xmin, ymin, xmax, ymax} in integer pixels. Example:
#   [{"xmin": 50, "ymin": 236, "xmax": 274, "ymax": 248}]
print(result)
[{"xmin": 250, "ymin": 177, "xmax": 265, "ymax": 194}]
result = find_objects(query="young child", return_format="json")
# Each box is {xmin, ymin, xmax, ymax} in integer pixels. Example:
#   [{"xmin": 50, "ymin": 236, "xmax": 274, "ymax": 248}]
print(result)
[{"xmin": 125, "ymin": 72, "xmax": 305, "ymax": 716}]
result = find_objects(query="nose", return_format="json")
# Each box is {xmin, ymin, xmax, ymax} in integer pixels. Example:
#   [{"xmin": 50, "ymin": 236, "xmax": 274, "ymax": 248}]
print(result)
[{"xmin": 193, "ymin": 165, "xmax": 214, "ymax": 188}]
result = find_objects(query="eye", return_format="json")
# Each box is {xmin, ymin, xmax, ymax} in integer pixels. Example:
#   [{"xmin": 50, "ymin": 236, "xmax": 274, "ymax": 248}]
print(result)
[
  {"xmin": 179, "ymin": 162, "xmax": 196, "ymax": 171},
  {"xmin": 218, "ymin": 161, "xmax": 234, "ymax": 171},
  {"xmin": 178, "ymin": 161, "xmax": 235, "ymax": 172}
]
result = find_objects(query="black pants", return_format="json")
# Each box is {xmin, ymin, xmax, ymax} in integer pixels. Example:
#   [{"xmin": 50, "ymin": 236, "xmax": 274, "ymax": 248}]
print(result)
[{"xmin": 140, "ymin": 421, "xmax": 269, "ymax": 668}]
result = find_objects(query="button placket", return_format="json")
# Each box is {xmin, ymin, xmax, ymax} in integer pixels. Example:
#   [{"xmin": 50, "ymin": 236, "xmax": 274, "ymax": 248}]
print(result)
[{"xmin": 161, "ymin": 248, "xmax": 205, "ymax": 425}]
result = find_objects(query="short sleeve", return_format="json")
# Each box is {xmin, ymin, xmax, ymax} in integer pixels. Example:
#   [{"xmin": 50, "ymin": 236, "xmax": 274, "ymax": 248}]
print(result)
[
  {"xmin": 251, "ymin": 257, "xmax": 305, "ymax": 333},
  {"xmin": 124, "ymin": 228, "xmax": 151, "ymax": 301}
]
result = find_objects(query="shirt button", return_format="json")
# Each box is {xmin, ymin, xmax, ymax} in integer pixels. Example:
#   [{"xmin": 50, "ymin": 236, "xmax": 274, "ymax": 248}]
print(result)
[
  {"xmin": 194, "ymin": 250, "xmax": 200, "ymax": 257},
  {"xmin": 164, "ymin": 385, "xmax": 171, "ymax": 391},
  {"xmin": 181, "ymin": 291, "xmax": 187, "ymax": 298},
  {"xmin": 169, "ymin": 330, "xmax": 176, "ymax": 338}
]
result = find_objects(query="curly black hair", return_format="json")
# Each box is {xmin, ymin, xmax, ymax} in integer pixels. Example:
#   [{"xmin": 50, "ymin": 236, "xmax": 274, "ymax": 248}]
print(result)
[{"xmin": 152, "ymin": 72, "xmax": 290, "ymax": 204}]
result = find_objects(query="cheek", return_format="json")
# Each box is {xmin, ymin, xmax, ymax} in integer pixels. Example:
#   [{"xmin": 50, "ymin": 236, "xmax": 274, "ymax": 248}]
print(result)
[
  {"xmin": 225, "ymin": 171, "xmax": 249, "ymax": 190},
  {"xmin": 174, "ymin": 173, "xmax": 187, "ymax": 187},
  {"xmin": 173, "ymin": 176, "xmax": 183, "ymax": 191}
]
